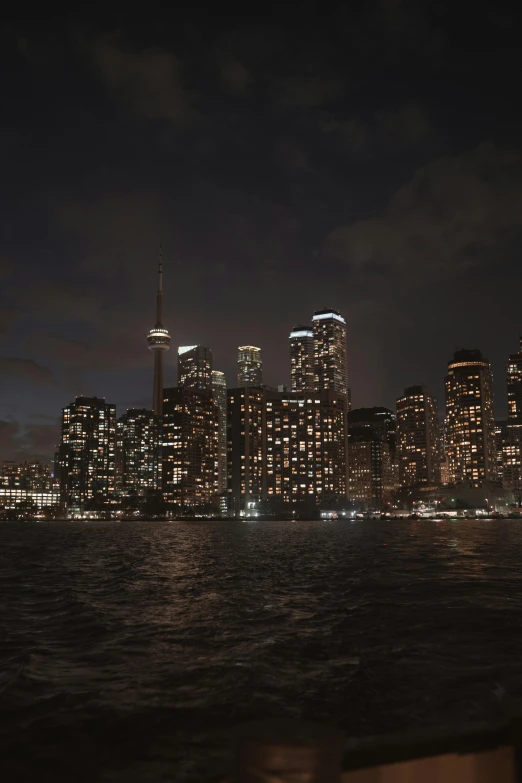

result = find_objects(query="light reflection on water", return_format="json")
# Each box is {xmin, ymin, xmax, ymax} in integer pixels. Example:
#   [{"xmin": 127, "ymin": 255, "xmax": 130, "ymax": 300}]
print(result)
[{"xmin": 1, "ymin": 518, "xmax": 522, "ymax": 781}]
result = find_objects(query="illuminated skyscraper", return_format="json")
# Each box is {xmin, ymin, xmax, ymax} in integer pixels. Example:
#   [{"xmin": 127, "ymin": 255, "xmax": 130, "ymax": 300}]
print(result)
[
  {"xmin": 212, "ymin": 370, "xmax": 227, "ymax": 495},
  {"xmin": 289, "ymin": 326, "xmax": 314, "ymax": 392},
  {"xmin": 445, "ymin": 349, "xmax": 497, "ymax": 485},
  {"xmin": 116, "ymin": 409, "xmax": 161, "ymax": 495},
  {"xmin": 237, "ymin": 346, "xmax": 262, "ymax": 387},
  {"xmin": 178, "ymin": 345, "xmax": 213, "ymax": 391},
  {"xmin": 396, "ymin": 386, "xmax": 440, "ymax": 487},
  {"xmin": 162, "ymin": 387, "xmax": 218, "ymax": 510},
  {"xmin": 312, "ymin": 309, "xmax": 350, "ymax": 408},
  {"xmin": 147, "ymin": 247, "xmax": 171, "ymax": 415},
  {"xmin": 227, "ymin": 386, "xmax": 265, "ymax": 514},
  {"xmin": 58, "ymin": 397, "xmax": 116, "ymax": 509},
  {"xmin": 265, "ymin": 389, "xmax": 348, "ymax": 507},
  {"xmin": 503, "ymin": 338, "xmax": 522, "ymax": 499}
]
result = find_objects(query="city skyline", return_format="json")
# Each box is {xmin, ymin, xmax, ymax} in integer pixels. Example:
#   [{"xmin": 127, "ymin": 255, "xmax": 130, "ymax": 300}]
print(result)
[{"xmin": 2, "ymin": 6, "xmax": 522, "ymax": 462}]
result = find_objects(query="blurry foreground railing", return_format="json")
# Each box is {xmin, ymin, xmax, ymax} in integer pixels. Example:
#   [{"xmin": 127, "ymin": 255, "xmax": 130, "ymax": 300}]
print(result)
[{"xmin": 222, "ymin": 718, "xmax": 521, "ymax": 782}]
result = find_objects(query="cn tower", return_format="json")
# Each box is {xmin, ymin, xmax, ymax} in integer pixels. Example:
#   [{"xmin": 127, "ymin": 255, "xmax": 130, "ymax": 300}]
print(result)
[{"xmin": 147, "ymin": 246, "xmax": 171, "ymax": 415}]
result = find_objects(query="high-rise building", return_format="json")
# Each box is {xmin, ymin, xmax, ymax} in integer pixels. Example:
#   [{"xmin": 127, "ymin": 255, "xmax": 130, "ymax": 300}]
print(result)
[
  {"xmin": 507, "ymin": 337, "xmax": 522, "ymax": 421},
  {"xmin": 503, "ymin": 338, "xmax": 522, "ymax": 500},
  {"xmin": 0, "ymin": 460, "xmax": 53, "ymax": 491},
  {"xmin": 162, "ymin": 387, "xmax": 218, "ymax": 510},
  {"xmin": 116, "ymin": 409, "xmax": 161, "ymax": 495},
  {"xmin": 265, "ymin": 389, "xmax": 348, "ymax": 507},
  {"xmin": 289, "ymin": 326, "xmax": 314, "ymax": 392},
  {"xmin": 445, "ymin": 349, "xmax": 497, "ymax": 485},
  {"xmin": 227, "ymin": 386, "xmax": 265, "ymax": 515},
  {"xmin": 396, "ymin": 386, "xmax": 440, "ymax": 487},
  {"xmin": 58, "ymin": 397, "xmax": 116, "ymax": 509},
  {"xmin": 347, "ymin": 407, "xmax": 397, "ymax": 510},
  {"xmin": 237, "ymin": 346, "xmax": 262, "ymax": 387},
  {"xmin": 212, "ymin": 370, "xmax": 227, "ymax": 495},
  {"xmin": 178, "ymin": 345, "xmax": 213, "ymax": 391},
  {"xmin": 312, "ymin": 308, "xmax": 349, "ymax": 398},
  {"xmin": 147, "ymin": 247, "xmax": 171, "ymax": 415}
]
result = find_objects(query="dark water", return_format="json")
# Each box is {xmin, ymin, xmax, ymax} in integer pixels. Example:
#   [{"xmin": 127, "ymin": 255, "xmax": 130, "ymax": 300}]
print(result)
[{"xmin": 2, "ymin": 519, "xmax": 522, "ymax": 781}]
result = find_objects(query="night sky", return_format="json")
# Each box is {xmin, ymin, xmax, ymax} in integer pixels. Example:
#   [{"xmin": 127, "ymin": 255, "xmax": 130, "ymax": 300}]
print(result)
[{"xmin": 1, "ymin": 2, "xmax": 522, "ymax": 461}]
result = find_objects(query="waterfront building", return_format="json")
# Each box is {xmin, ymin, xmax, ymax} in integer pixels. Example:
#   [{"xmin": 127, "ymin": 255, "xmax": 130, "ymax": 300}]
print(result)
[
  {"xmin": 237, "ymin": 346, "xmax": 262, "ymax": 387},
  {"xmin": 162, "ymin": 387, "xmax": 218, "ymax": 510},
  {"xmin": 58, "ymin": 397, "xmax": 116, "ymax": 509},
  {"xmin": 0, "ymin": 459, "xmax": 53, "ymax": 491},
  {"xmin": 289, "ymin": 326, "xmax": 314, "ymax": 392},
  {"xmin": 503, "ymin": 338, "xmax": 522, "ymax": 501},
  {"xmin": 312, "ymin": 308, "xmax": 351, "ymax": 408},
  {"xmin": 445, "ymin": 349, "xmax": 497, "ymax": 485},
  {"xmin": 116, "ymin": 409, "xmax": 161, "ymax": 495},
  {"xmin": 212, "ymin": 370, "xmax": 228, "ymax": 496},
  {"xmin": 227, "ymin": 386, "xmax": 265, "ymax": 515},
  {"xmin": 178, "ymin": 345, "xmax": 213, "ymax": 391},
  {"xmin": 507, "ymin": 336, "xmax": 522, "ymax": 421},
  {"xmin": 265, "ymin": 389, "xmax": 348, "ymax": 508},
  {"xmin": 348, "ymin": 407, "xmax": 397, "ymax": 510},
  {"xmin": 396, "ymin": 386, "xmax": 440, "ymax": 487},
  {"xmin": 0, "ymin": 487, "xmax": 60, "ymax": 512},
  {"xmin": 147, "ymin": 247, "xmax": 171, "ymax": 415}
]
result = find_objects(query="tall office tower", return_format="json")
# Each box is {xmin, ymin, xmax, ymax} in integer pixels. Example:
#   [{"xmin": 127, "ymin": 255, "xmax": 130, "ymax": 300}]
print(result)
[
  {"xmin": 116, "ymin": 409, "xmax": 161, "ymax": 495},
  {"xmin": 445, "ymin": 349, "xmax": 497, "ymax": 485},
  {"xmin": 507, "ymin": 337, "xmax": 522, "ymax": 420},
  {"xmin": 503, "ymin": 338, "xmax": 522, "ymax": 499},
  {"xmin": 289, "ymin": 326, "xmax": 314, "ymax": 392},
  {"xmin": 396, "ymin": 386, "xmax": 440, "ymax": 487},
  {"xmin": 162, "ymin": 387, "xmax": 218, "ymax": 510},
  {"xmin": 212, "ymin": 371, "xmax": 227, "ymax": 495},
  {"xmin": 265, "ymin": 389, "xmax": 348, "ymax": 508},
  {"xmin": 58, "ymin": 397, "xmax": 116, "ymax": 509},
  {"xmin": 347, "ymin": 408, "xmax": 396, "ymax": 510},
  {"xmin": 147, "ymin": 247, "xmax": 171, "ymax": 415},
  {"xmin": 237, "ymin": 346, "xmax": 262, "ymax": 388},
  {"xmin": 312, "ymin": 308, "xmax": 350, "ymax": 408},
  {"xmin": 178, "ymin": 345, "xmax": 213, "ymax": 391},
  {"xmin": 227, "ymin": 387, "xmax": 265, "ymax": 515}
]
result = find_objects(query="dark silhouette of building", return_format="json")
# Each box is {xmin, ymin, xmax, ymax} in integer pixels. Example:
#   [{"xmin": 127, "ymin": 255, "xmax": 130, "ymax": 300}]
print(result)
[
  {"xmin": 445, "ymin": 349, "xmax": 497, "ymax": 485},
  {"xmin": 227, "ymin": 386, "xmax": 265, "ymax": 515},
  {"xmin": 348, "ymin": 407, "xmax": 397, "ymax": 510},
  {"xmin": 396, "ymin": 386, "xmax": 440, "ymax": 487}
]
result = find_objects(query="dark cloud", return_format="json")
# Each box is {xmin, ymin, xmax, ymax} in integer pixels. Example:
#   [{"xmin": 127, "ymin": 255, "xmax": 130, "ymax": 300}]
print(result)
[
  {"xmin": 0, "ymin": 358, "xmax": 54, "ymax": 386},
  {"xmin": 325, "ymin": 143, "xmax": 522, "ymax": 281},
  {"xmin": 0, "ymin": 419, "xmax": 22, "ymax": 461},
  {"xmin": 0, "ymin": 417, "xmax": 59, "ymax": 461},
  {"xmin": 83, "ymin": 35, "xmax": 201, "ymax": 129},
  {"xmin": 219, "ymin": 60, "xmax": 253, "ymax": 96},
  {"xmin": 273, "ymin": 76, "xmax": 344, "ymax": 109},
  {"xmin": 319, "ymin": 105, "xmax": 434, "ymax": 154}
]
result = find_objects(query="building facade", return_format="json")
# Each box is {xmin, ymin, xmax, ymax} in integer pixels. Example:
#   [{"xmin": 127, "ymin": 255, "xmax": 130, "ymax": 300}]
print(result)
[
  {"xmin": 237, "ymin": 346, "xmax": 262, "ymax": 387},
  {"xmin": 312, "ymin": 309, "xmax": 350, "ymax": 407},
  {"xmin": 265, "ymin": 389, "xmax": 348, "ymax": 508},
  {"xmin": 212, "ymin": 370, "xmax": 228, "ymax": 496},
  {"xmin": 289, "ymin": 326, "xmax": 314, "ymax": 392},
  {"xmin": 0, "ymin": 460, "xmax": 54, "ymax": 491},
  {"xmin": 347, "ymin": 407, "xmax": 398, "ymax": 510},
  {"xmin": 58, "ymin": 397, "xmax": 116, "ymax": 509},
  {"xmin": 227, "ymin": 387, "xmax": 265, "ymax": 515},
  {"xmin": 116, "ymin": 409, "xmax": 161, "ymax": 496},
  {"xmin": 162, "ymin": 387, "xmax": 218, "ymax": 510},
  {"xmin": 445, "ymin": 349, "xmax": 497, "ymax": 485},
  {"xmin": 178, "ymin": 345, "xmax": 213, "ymax": 391},
  {"xmin": 502, "ymin": 338, "xmax": 522, "ymax": 500},
  {"xmin": 396, "ymin": 386, "xmax": 440, "ymax": 487}
]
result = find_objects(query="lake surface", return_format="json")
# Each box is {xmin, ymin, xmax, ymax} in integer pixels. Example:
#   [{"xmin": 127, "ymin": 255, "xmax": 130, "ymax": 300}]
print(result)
[{"xmin": 2, "ymin": 519, "xmax": 522, "ymax": 781}]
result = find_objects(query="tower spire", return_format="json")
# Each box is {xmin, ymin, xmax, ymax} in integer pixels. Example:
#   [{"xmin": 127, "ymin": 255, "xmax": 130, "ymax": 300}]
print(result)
[
  {"xmin": 156, "ymin": 244, "xmax": 163, "ymax": 326},
  {"xmin": 147, "ymin": 244, "xmax": 171, "ymax": 415}
]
